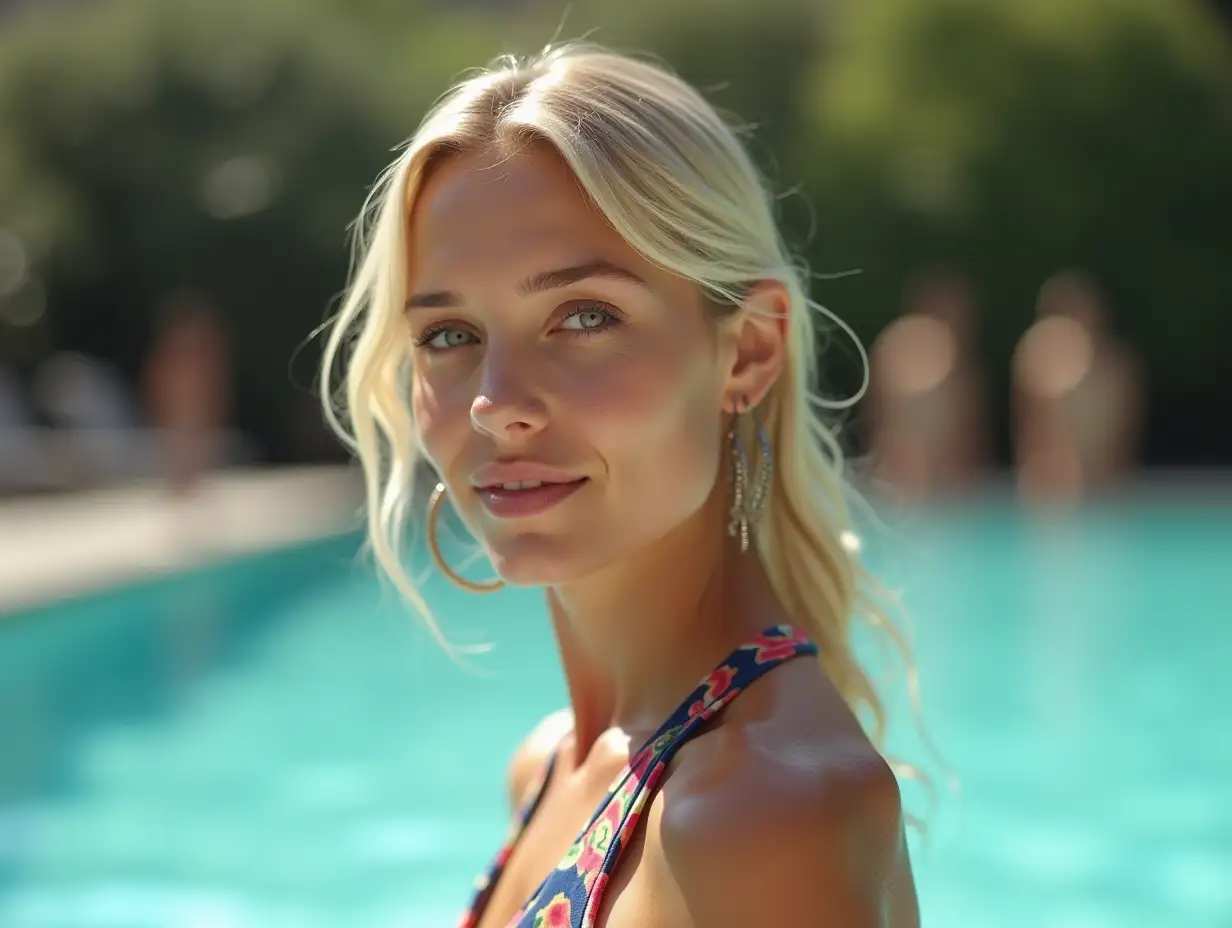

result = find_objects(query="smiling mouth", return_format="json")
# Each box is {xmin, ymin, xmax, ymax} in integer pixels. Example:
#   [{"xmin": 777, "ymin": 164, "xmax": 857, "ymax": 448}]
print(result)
[
  {"xmin": 484, "ymin": 480, "xmax": 561, "ymax": 491},
  {"xmin": 474, "ymin": 478, "xmax": 589, "ymax": 518}
]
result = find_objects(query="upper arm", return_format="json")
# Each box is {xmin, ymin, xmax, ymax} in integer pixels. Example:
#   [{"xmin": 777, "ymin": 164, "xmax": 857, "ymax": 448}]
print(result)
[
  {"xmin": 658, "ymin": 747, "xmax": 918, "ymax": 927},
  {"xmin": 505, "ymin": 708, "xmax": 573, "ymax": 813}
]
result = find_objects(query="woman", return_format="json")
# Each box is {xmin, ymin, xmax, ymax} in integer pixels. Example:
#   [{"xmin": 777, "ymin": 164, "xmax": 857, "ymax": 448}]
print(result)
[
  {"xmin": 321, "ymin": 44, "xmax": 921, "ymax": 927},
  {"xmin": 143, "ymin": 290, "xmax": 231, "ymax": 496},
  {"xmin": 1012, "ymin": 270, "xmax": 1144, "ymax": 505},
  {"xmin": 868, "ymin": 267, "xmax": 990, "ymax": 502}
]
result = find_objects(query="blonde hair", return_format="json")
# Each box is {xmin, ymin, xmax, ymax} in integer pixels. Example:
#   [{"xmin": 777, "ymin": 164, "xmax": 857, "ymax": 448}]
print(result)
[{"xmin": 320, "ymin": 43, "xmax": 920, "ymax": 759}]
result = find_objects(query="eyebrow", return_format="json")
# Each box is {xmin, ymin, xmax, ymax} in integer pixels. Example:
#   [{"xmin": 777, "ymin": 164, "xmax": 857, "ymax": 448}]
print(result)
[{"xmin": 404, "ymin": 259, "xmax": 651, "ymax": 311}]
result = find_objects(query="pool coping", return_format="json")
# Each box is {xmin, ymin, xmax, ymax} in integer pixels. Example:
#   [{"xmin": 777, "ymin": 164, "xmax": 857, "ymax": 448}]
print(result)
[
  {"xmin": 2, "ymin": 466, "xmax": 1227, "ymax": 615},
  {"xmin": 0, "ymin": 465, "xmax": 366, "ymax": 614}
]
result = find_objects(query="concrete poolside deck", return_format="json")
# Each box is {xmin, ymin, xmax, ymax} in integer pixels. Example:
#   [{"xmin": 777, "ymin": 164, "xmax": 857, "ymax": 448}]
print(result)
[
  {"xmin": 2, "ymin": 466, "xmax": 1227, "ymax": 616},
  {"xmin": 0, "ymin": 466, "xmax": 365, "ymax": 614}
]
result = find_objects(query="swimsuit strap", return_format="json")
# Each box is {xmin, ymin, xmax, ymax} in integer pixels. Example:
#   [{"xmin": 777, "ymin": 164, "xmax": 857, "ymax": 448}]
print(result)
[{"xmin": 510, "ymin": 623, "xmax": 819, "ymax": 928}]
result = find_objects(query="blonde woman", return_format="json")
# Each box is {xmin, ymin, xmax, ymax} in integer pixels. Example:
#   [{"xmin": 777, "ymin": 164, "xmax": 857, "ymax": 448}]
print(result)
[{"xmin": 322, "ymin": 44, "xmax": 920, "ymax": 928}]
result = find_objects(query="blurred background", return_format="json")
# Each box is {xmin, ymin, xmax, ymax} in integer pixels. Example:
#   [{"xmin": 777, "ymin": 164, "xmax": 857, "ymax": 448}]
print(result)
[{"xmin": 0, "ymin": 0, "xmax": 1229, "ymax": 925}]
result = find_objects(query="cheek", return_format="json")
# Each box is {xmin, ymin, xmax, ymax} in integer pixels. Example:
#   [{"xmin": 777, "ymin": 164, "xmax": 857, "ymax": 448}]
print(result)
[
  {"xmin": 575, "ymin": 347, "xmax": 723, "ymax": 514},
  {"xmin": 410, "ymin": 368, "xmax": 468, "ymax": 473}
]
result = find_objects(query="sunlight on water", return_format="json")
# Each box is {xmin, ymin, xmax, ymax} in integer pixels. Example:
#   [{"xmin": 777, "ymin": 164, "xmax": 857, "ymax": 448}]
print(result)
[{"xmin": 1, "ymin": 498, "xmax": 1229, "ymax": 926}]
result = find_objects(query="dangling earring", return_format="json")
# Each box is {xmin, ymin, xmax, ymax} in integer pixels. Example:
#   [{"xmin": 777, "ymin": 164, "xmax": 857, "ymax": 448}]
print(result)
[
  {"xmin": 727, "ymin": 395, "xmax": 773, "ymax": 553},
  {"xmin": 426, "ymin": 483, "xmax": 504, "ymax": 593}
]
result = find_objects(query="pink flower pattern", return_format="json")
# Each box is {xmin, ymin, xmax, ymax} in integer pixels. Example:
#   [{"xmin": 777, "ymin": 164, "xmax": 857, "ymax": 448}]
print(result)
[
  {"xmin": 686, "ymin": 663, "xmax": 737, "ymax": 718},
  {"xmin": 455, "ymin": 624, "xmax": 817, "ymax": 928},
  {"xmin": 749, "ymin": 625, "xmax": 813, "ymax": 664},
  {"xmin": 531, "ymin": 892, "xmax": 572, "ymax": 928}
]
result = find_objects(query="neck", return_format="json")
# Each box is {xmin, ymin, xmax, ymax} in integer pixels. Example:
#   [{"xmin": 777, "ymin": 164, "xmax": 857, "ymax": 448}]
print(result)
[{"xmin": 545, "ymin": 484, "xmax": 783, "ymax": 767}]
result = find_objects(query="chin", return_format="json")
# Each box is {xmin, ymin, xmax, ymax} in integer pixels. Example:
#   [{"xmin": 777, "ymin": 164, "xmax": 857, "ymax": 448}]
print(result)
[{"xmin": 485, "ymin": 533, "xmax": 608, "ymax": 587}]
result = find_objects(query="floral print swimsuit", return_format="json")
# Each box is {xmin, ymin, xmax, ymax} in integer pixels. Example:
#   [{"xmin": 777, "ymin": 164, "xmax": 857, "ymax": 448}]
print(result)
[{"xmin": 457, "ymin": 624, "xmax": 819, "ymax": 928}]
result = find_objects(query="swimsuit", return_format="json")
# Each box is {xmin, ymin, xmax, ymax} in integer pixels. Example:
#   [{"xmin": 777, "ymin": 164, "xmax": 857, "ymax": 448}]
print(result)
[{"xmin": 458, "ymin": 623, "xmax": 819, "ymax": 928}]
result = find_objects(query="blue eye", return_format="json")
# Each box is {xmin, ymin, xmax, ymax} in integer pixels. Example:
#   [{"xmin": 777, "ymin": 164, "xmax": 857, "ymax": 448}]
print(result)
[
  {"xmin": 416, "ymin": 326, "xmax": 477, "ymax": 350},
  {"xmin": 559, "ymin": 303, "xmax": 621, "ymax": 335}
]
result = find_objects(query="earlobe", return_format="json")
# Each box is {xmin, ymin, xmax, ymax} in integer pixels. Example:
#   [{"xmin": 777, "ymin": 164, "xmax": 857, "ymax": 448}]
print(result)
[{"xmin": 724, "ymin": 393, "xmax": 750, "ymax": 416}]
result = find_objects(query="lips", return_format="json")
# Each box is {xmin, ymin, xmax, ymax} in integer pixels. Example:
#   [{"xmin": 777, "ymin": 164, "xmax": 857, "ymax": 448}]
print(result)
[
  {"xmin": 470, "ymin": 461, "xmax": 586, "ymax": 490},
  {"xmin": 483, "ymin": 479, "xmax": 556, "ymax": 491},
  {"xmin": 467, "ymin": 462, "xmax": 589, "ymax": 519},
  {"xmin": 475, "ymin": 479, "xmax": 588, "ymax": 519}
]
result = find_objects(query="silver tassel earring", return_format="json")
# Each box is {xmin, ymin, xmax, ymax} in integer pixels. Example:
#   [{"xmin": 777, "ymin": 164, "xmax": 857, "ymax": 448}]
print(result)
[{"xmin": 727, "ymin": 394, "xmax": 773, "ymax": 553}]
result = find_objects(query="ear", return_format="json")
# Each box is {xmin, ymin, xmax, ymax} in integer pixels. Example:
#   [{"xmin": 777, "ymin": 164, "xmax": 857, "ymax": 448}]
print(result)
[{"xmin": 722, "ymin": 280, "xmax": 789, "ymax": 411}]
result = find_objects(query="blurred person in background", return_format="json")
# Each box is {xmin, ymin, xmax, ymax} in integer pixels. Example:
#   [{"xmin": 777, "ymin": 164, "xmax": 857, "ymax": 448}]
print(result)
[
  {"xmin": 32, "ymin": 350, "xmax": 144, "ymax": 485},
  {"xmin": 1011, "ymin": 270, "xmax": 1144, "ymax": 505},
  {"xmin": 142, "ymin": 290, "xmax": 231, "ymax": 497},
  {"xmin": 0, "ymin": 361, "xmax": 52, "ymax": 493},
  {"xmin": 321, "ymin": 43, "xmax": 920, "ymax": 928},
  {"xmin": 866, "ymin": 267, "xmax": 990, "ymax": 502}
]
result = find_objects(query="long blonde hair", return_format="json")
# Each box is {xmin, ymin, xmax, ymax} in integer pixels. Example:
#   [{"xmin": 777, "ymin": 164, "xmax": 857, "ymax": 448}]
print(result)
[{"xmin": 320, "ymin": 43, "xmax": 919, "ymax": 755}]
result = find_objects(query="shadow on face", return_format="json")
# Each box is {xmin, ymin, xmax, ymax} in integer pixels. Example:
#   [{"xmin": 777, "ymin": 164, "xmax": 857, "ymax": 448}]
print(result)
[{"xmin": 404, "ymin": 143, "xmax": 734, "ymax": 585}]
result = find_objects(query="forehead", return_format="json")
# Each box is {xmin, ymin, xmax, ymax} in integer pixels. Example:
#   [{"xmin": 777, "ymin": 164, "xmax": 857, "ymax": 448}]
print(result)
[{"xmin": 407, "ymin": 144, "xmax": 635, "ymax": 280}]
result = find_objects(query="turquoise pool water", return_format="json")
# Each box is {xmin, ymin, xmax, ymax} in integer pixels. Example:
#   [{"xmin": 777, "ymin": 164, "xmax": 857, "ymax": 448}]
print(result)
[{"xmin": 1, "ymin": 494, "xmax": 1229, "ymax": 926}]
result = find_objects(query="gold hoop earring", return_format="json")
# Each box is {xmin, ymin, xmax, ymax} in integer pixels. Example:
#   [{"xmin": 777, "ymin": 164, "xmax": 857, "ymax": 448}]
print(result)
[{"xmin": 426, "ymin": 482, "xmax": 504, "ymax": 593}]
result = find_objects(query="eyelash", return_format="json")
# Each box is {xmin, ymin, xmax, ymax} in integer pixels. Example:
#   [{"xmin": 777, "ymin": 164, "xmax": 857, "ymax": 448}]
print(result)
[{"xmin": 412, "ymin": 302, "xmax": 624, "ymax": 351}]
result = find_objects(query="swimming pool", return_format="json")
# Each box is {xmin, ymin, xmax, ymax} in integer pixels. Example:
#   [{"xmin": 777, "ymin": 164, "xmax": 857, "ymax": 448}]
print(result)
[{"xmin": 1, "ymin": 491, "xmax": 1229, "ymax": 926}]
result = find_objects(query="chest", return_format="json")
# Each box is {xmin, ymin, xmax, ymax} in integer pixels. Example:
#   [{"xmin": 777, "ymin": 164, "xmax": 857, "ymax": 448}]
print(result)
[{"xmin": 473, "ymin": 766, "xmax": 668, "ymax": 928}]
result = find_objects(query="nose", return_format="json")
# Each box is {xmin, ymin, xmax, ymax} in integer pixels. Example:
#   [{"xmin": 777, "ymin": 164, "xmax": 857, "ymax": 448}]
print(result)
[{"xmin": 470, "ymin": 348, "xmax": 548, "ymax": 440}]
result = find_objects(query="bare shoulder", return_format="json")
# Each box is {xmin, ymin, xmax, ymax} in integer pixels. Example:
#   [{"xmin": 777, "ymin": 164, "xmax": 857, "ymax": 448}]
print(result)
[
  {"xmin": 654, "ymin": 726, "xmax": 918, "ymax": 927},
  {"xmin": 506, "ymin": 708, "xmax": 573, "ymax": 811}
]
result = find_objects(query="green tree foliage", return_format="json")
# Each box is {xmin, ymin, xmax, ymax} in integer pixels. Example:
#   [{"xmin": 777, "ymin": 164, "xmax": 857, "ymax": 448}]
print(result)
[
  {"xmin": 0, "ymin": 0, "xmax": 498, "ymax": 458},
  {"xmin": 1, "ymin": 0, "xmax": 1228, "ymax": 462},
  {"xmin": 791, "ymin": 0, "xmax": 1232, "ymax": 454},
  {"xmin": 523, "ymin": 0, "xmax": 1232, "ymax": 458}
]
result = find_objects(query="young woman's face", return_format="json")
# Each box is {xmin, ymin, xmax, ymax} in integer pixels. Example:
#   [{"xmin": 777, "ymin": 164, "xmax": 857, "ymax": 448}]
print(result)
[{"xmin": 405, "ymin": 144, "xmax": 735, "ymax": 584}]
